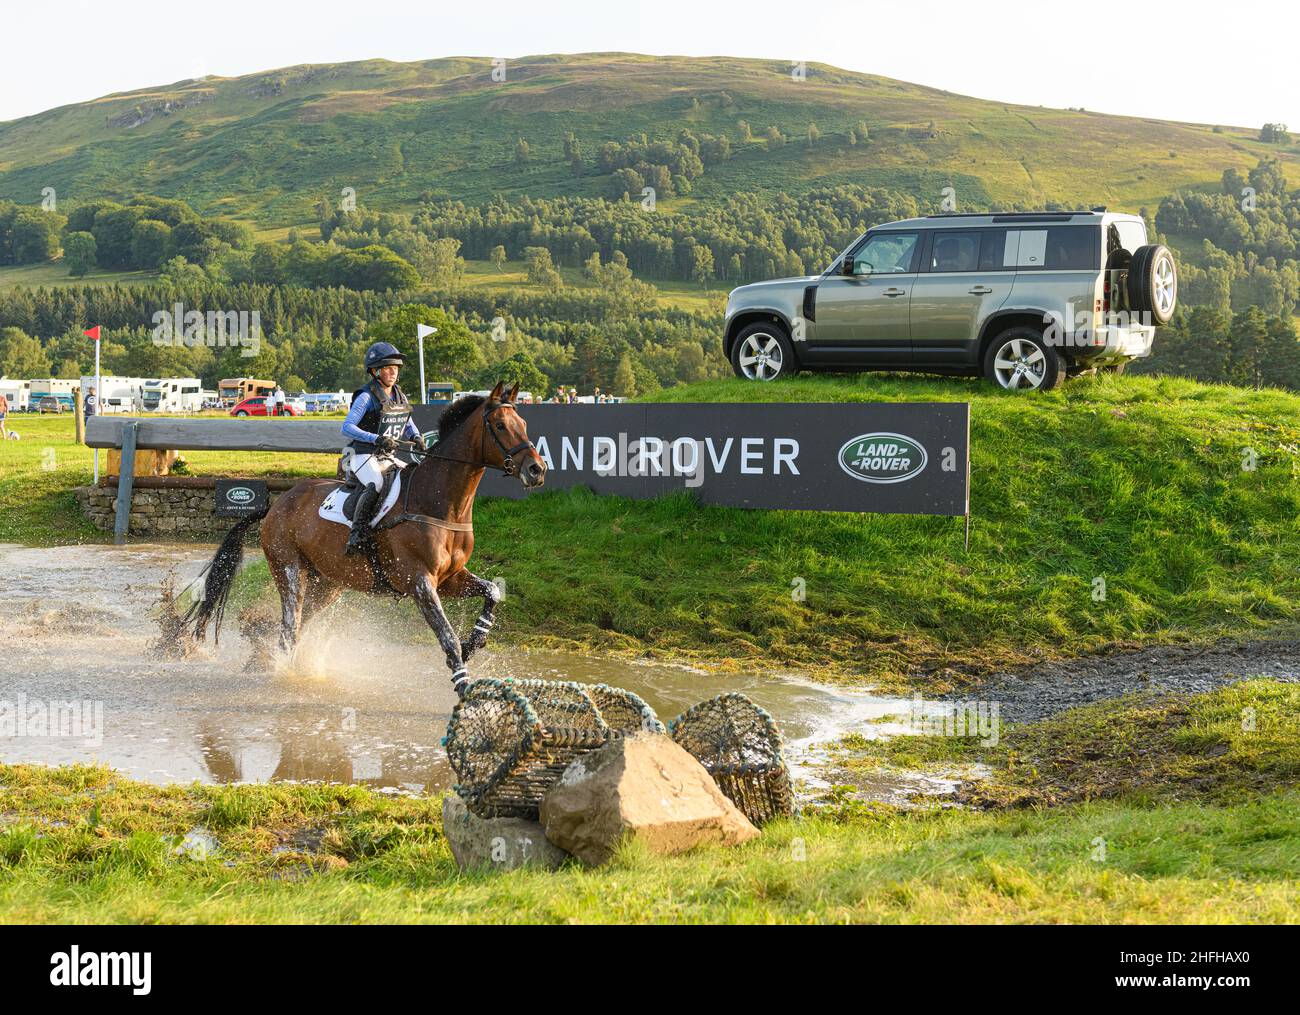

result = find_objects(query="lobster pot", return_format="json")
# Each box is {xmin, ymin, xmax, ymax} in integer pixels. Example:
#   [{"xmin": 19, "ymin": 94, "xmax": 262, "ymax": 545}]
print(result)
[
  {"xmin": 445, "ymin": 679, "xmax": 665, "ymax": 819},
  {"xmin": 583, "ymin": 683, "xmax": 666, "ymax": 735},
  {"xmin": 669, "ymin": 693, "xmax": 794, "ymax": 826}
]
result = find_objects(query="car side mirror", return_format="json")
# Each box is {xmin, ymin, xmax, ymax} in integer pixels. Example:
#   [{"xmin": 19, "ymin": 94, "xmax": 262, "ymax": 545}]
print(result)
[{"xmin": 840, "ymin": 258, "xmax": 856, "ymax": 277}]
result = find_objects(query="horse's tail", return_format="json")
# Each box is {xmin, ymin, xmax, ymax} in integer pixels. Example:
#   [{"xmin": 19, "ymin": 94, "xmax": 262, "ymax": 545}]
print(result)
[{"xmin": 183, "ymin": 505, "xmax": 270, "ymax": 644}]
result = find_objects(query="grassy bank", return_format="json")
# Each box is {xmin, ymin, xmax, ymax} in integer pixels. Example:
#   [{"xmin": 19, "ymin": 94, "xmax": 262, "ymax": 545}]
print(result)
[
  {"xmin": 3, "ymin": 681, "xmax": 1297, "ymax": 923},
  {"xmin": 0, "ymin": 414, "xmax": 340, "ymax": 544},
  {"xmin": 5, "ymin": 373, "xmax": 1300, "ymax": 686}
]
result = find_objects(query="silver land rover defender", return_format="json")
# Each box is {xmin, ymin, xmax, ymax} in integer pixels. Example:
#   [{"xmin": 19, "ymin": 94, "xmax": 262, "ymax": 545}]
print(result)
[{"xmin": 723, "ymin": 210, "xmax": 1177, "ymax": 391}]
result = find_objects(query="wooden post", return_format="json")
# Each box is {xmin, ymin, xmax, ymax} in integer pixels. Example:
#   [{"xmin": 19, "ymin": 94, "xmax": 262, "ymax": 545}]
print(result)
[
  {"xmin": 113, "ymin": 422, "xmax": 138, "ymax": 545},
  {"xmin": 73, "ymin": 386, "xmax": 84, "ymax": 444}
]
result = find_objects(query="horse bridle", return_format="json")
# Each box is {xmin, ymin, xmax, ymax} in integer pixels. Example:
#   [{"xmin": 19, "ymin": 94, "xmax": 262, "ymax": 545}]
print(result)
[{"xmin": 411, "ymin": 400, "xmax": 536, "ymax": 476}]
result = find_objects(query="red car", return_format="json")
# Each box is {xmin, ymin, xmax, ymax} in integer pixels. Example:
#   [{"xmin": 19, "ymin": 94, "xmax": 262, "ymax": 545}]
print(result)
[{"xmin": 229, "ymin": 396, "xmax": 300, "ymax": 417}]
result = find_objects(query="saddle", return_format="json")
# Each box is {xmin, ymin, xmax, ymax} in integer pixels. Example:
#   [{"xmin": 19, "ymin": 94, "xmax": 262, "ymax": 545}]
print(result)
[{"xmin": 318, "ymin": 462, "xmax": 403, "ymax": 530}]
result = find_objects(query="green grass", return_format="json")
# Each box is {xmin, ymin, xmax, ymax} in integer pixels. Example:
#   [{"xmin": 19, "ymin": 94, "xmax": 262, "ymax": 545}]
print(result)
[
  {"xmin": 838, "ymin": 680, "xmax": 1300, "ymax": 807},
  {"xmin": 0, "ymin": 414, "xmax": 339, "ymax": 544},
  {"xmin": 7, "ymin": 372, "xmax": 1300, "ymax": 686},
  {"xmin": 0, "ymin": 262, "xmax": 156, "ymax": 291},
  {"xmin": 5, "ymin": 681, "xmax": 1300, "ymax": 923}
]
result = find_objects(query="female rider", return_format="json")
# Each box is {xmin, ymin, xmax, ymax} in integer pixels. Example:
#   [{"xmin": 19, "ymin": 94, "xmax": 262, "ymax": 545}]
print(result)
[{"xmin": 340, "ymin": 342, "xmax": 423, "ymax": 555}]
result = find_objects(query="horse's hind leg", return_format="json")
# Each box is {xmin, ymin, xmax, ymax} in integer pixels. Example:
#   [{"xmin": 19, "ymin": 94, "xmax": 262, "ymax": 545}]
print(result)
[
  {"xmin": 298, "ymin": 569, "xmax": 342, "ymax": 636},
  {"xmin": 413, "ymin": 573, "xmax": 471, "ymax": 696},
  {"xmin": 440, "ymin": 569, "xmax": 501, "ymax": 664},
  {"xmin": 268, "ymin": 553, "xmax": 310, "ymax": 655}
]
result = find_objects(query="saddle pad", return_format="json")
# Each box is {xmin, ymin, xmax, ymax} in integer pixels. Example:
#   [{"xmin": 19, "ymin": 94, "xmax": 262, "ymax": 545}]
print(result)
[{"xmin": 318, "ymin": 473, "xmax": 404, "ymax": 529}]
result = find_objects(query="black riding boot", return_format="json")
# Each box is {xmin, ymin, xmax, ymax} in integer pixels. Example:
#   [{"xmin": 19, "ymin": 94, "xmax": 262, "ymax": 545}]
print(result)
[{"xmin": 345, "ymin": 486, "xmax": 381, "ymax": 556}]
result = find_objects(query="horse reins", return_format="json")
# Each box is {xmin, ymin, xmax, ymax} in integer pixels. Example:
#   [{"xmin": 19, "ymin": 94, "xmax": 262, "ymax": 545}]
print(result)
[
  {"xmin": 374, "ymin": 399, "xmax": 535, "ymax": 536},
  {"xmin": 405, "ymin": 399, "xmax": 536, "ymax": 477}
]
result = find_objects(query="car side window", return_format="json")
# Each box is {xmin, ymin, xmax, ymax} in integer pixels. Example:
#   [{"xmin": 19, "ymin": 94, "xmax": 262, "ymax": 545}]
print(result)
[
  {"xmin": 1003, "ymin": 226, "xmax": 1096, "ymax": 270},
  {"xmin": 852, "ymin": 232, "xmax": 919, "ymax": 274},
  {"xmin": 978, "ymin": 229, "xmax": 1012, "ymax": 270},
  {"xmin": 1113, "ymin": 220, "xmax": 1147, "ymax": 255},
  {"xmin": 928, "ymin": 231, "xmax": 981, "ymax": 272}
]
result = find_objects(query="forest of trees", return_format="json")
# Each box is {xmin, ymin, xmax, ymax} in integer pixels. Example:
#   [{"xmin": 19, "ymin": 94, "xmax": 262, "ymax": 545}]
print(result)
[
  {"xmin": 0, "ymin": 278, "xmax": 727, "ymax": 398},
  {"xmin": 0, "ymin": 194, "xmax": 424, "ymax": 292},
  {"xmin": 1156, "ymin": 158, "xmax": 1300, "ymax": 318},
  {"xmin": 4, "ymin": 146, "xmax": 1300, "ymax": 395},
  {"xmin": 1134, "ymin": 305, "xmax": 1300, "ymax": 389}
]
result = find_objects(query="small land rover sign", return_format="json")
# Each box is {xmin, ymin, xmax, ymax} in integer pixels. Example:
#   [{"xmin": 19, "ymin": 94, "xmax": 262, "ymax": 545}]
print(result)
[
  {"xmin": 838, "ymin": 432, "xmax": 928, "ymax": 484},
  {"xmin": 215, "ymin": 479, "xmax": 269, "ymax": 517}
]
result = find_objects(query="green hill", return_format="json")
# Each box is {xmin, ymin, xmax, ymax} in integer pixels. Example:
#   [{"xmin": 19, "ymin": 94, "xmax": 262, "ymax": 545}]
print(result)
[{"xmin": 3, "ymin": 53, "xmax": 1297, "ymax": 227}]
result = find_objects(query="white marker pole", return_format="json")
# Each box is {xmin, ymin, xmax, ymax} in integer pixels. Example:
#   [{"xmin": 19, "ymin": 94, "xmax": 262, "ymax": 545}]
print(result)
[
  {"xmin": 91, "ymin": 326, "xmax": 101, "ymax": 483},
  {"xmin": 416, "ymin": 323, "xmax": 437, "ymax": 404}
]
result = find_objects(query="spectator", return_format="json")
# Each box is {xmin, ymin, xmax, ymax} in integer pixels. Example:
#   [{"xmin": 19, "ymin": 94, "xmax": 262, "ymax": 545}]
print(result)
[
  {"xmin": 274, "ymin": 386, "xmax": 286, "ymax": 417},
  {"xmin": 0, "ymin": 391, "xmax": 8, "ymax": 439}
]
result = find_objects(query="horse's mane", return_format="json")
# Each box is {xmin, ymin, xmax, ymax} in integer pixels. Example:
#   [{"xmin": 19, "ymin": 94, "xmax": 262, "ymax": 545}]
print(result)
[{"xmin": 436, "ymin": 395, "xmax": 486, "ymax": 442}]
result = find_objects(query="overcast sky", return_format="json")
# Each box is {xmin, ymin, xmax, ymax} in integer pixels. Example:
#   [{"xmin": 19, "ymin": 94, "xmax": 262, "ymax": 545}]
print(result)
[{"xmin": 2, "ymin": 0, "xmax": 1296, "ymax": 129}]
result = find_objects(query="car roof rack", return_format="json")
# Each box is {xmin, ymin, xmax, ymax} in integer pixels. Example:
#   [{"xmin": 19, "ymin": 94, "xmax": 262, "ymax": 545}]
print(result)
[{"xmin": 924, "ymin": 211, "xmax": 1103, "ymax": 221}]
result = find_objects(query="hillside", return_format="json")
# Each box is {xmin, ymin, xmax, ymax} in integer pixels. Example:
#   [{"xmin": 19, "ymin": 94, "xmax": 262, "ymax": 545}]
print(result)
[{"xmin": 2, "ymin": 53, "xmax": 1296, "ymax": 227}]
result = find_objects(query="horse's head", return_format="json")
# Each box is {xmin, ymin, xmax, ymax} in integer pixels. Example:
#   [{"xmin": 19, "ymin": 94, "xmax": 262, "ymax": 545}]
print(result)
[{"xmin": 481, "ymin": 381, "xmax": 546, "ymax": 488}]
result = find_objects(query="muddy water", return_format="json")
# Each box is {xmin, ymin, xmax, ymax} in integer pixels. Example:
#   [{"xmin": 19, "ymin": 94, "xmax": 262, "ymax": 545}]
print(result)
[{"xmin": 0, "ymin": 542, "xmax": 918, "ymax": 797}]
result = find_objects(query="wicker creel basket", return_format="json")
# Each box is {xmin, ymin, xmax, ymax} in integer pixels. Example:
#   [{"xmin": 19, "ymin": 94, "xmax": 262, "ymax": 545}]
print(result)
[
  {"xmin": 443, "ymin": 678, "xmax": 663, "ymax": 819},
  {"xmin": 668, "ymin": 692, "xmax": 794, "ymax": 826}
]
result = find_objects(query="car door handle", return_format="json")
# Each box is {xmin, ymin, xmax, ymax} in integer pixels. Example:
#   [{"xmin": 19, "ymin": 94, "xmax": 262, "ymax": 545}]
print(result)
[
  {"xmin": 883, "ymin": 288, "xmax": 907, "ymax": 297},
  {"xmin": 968, "ymin": 286, "xmax": 994, "ymax": 294}
]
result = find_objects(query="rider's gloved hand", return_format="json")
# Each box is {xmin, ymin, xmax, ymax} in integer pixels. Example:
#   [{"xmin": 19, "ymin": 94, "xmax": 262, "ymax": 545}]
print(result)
[{"xmin": 376, "ymin": 434, "xmax": 399, "ymax": 454}]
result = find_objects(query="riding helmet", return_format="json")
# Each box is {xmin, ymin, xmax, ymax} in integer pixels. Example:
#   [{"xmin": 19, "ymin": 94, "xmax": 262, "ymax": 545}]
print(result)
[{"xmin": 364, "ymin": 341, "xmax": 405, "ymax": 372}]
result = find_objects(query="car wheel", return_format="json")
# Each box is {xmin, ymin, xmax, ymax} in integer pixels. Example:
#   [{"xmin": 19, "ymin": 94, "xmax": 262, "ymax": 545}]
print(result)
[
  {"xmin": 1127, "ymin": 244, "xmax": 1177, "ymax": 326},
  {"xmin": 730, "ymin": 322, "xmax": 795, "ymax": 381},
  {"xmin": 983, "ymin": 327, "xmax": 1063, "ymax": 392},
  {"xmin": 235, "ymin": 410, "xmax": 249, "ymax": 417}
]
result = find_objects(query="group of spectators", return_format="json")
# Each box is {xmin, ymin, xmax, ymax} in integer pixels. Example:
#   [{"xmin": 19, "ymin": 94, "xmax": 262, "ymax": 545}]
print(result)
[
  {"xmin": 266, "ymin": 385, "xmax": 288, "ymax": 416},
  {"xmin": 547, "ymin": 386, "xmax": 618, "ymax": 404}
]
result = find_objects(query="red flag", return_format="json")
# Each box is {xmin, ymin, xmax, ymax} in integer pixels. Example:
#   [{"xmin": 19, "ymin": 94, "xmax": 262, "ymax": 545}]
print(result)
[{"xmin": 83, "ymin": 325, "xmax": 101, "ymax": 341}]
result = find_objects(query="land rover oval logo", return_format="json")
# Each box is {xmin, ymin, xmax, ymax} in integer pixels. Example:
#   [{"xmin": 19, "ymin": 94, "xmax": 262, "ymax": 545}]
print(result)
[
  {"xmin": 226, "ymin": 485, "xmax": 255, "ymax": 504},
  {"xmin": 838, "ymin": 432, "xmax": 928, "ymax": 484}
]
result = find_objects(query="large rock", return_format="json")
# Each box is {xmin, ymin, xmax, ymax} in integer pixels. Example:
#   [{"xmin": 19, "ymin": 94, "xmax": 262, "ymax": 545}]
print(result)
[
  {"xmin": 441, "ymin": 793, "xmax": 569, "ymax": 872},
  {"xmin": 540, "ymin": 732, "xmax": 759, "ymax": 866}
]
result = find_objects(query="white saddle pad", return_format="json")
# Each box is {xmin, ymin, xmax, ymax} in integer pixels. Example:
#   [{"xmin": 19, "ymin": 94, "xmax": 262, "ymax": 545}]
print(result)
[{"xmin": 318, "ymin": 478, "xmax": 404, "ymax": 530}]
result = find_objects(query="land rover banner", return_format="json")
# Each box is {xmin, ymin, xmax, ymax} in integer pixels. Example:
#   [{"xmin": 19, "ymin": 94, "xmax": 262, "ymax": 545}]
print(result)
[{"xmin": 411, "ymin": 402, "xmax": 970, "ymax": 516}]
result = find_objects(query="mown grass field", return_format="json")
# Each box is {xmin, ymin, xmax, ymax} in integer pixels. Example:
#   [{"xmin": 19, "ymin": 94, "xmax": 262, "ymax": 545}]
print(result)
[
  {"xmin": 4, "ymin": 372, "xmax": 1299, "ymax": 687},
  {"xmin": 3, "ymin": 682, "xmax": 1298, "ymax": 923}
]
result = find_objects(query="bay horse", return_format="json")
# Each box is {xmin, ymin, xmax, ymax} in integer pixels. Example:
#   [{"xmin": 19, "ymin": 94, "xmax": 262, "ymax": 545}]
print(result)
[{"xmin": 182, "ymin": 381, "xmax": 546, "ymax": 695}]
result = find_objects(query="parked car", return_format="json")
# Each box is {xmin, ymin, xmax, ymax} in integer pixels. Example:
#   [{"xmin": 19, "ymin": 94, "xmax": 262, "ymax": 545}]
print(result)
[
  {"xmin": 37, "ymin": 395, "xmax": 64, "ymax": 414},
  {"xmin": 722, "ymin": 210, "xmax": 1177, "ymax": 391},
  {"xmin": 230, "ymin": 396, "xmax": 301, "ymax": 417}
]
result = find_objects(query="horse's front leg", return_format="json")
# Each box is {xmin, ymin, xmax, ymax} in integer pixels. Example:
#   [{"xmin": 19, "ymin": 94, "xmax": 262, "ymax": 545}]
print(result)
[
  {"xmin": 441, "ymin": 569, "xmax": 501, "ymax": 664},
  {"xmin": 413, "ymin": 573, "xmax": 471, "ymax": 696}
]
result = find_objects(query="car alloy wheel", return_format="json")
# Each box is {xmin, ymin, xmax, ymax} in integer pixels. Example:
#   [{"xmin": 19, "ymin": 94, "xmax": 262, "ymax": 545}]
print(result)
[
  {"xmin": 737, "ymin": 331, "xmax": 784, "ymax": 380},
  {"xmin": 992, "ymin": 336, "xmax": 1047, "ymax": 390},
  {"xmin": 1153, "ymin": 250, "xmax": 1177, "ymax": 320}
]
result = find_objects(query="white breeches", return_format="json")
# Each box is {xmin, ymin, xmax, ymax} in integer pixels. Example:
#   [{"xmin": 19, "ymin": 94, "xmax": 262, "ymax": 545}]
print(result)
[{"xmin": 350, "ymin": 452, "xmax": 406, "ymax": 491}]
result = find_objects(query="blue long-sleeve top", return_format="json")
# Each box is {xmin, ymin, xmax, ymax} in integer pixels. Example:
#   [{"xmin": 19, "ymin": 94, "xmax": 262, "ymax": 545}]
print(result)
[{"xmin": 341, "ymin": 390, "xmax": 420, "ymax": 446}]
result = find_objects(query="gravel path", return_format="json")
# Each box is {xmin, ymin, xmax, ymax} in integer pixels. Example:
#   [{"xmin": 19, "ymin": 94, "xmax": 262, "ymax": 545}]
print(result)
[{"xmin": 955, "ymin": 639, "xmax": 1300, "ymax": 722}]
